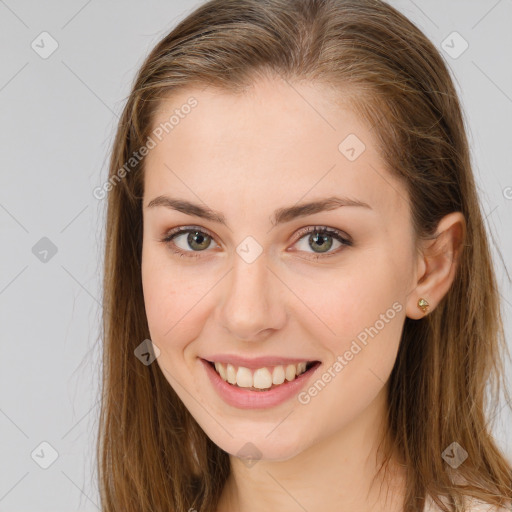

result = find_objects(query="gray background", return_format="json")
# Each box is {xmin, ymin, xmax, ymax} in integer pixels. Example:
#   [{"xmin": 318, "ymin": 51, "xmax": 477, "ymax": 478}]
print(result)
[{"xmin": 0, "ymin": 1, "xmax": 511, "ymax": 510}]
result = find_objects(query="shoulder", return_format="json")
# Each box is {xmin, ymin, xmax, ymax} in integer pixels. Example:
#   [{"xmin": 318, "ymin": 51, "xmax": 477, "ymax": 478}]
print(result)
[
  {"xmin": 425, "ymin": 494, "xmax": 511, "ymax": 512},
  {"xmin": 463, "ymin": 498, "xmax": 511, "ymax": 512},
  {"xmin": 465, "ymin": 501, "xmax": 510, "ymax": 512}
]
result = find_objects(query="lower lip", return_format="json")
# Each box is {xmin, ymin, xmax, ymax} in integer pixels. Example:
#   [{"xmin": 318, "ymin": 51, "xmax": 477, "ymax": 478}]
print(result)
[{"xmin": 200, "ymin": 358, "xmax": 321, "ymax": 409}]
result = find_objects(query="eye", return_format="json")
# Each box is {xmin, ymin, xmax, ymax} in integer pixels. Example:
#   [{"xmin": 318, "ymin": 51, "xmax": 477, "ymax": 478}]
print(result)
[
  {"xmin": 291, "ymin": 226, "xmax": 352, "ymax": 259},
  {"xmin": 160, "ymin": 225, "xmax": 352, "ymax": 260},
  {"xmin": 161, "ymin": 226, "xmax": 219, "ymax": 258}
]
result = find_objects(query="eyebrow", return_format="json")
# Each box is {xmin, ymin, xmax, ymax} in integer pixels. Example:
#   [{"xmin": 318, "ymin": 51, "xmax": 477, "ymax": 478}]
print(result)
[{"xmin": 145, "ymin": 195, "xmax": 372, "ymax": 227}]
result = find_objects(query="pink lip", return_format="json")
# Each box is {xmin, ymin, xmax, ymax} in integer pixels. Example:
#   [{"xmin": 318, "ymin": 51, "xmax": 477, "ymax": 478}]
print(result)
[
  {"xmin": 203, "ymin": 354, "xmax": 318, "ymax": 369},
  {"xmin": 200, "ymin": 358, "xmax": 321, "ymax": 409}
]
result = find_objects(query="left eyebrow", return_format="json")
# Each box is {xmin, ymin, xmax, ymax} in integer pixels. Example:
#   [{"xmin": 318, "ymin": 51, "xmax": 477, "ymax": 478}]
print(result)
[{"xmin": 145, "ymin": 195, "xmax": 372, "ymax": 229}]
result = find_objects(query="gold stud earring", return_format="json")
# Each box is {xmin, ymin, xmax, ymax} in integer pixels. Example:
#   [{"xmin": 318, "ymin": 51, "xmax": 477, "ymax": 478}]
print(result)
[{"xmin": 417, "ymin": 298, "xmax": 430, "ymax": 313}]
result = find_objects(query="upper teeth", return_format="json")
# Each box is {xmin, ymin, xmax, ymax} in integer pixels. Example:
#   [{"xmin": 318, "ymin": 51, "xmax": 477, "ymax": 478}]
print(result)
[{"xmin": 213, "ymin": 362, "xmax": 309, "ymax": 389}]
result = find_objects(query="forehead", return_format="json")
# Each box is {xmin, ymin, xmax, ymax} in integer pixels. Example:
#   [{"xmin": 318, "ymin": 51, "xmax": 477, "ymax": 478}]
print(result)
[{"xmin": 144, "ymin": 77, "xmax": 409, "ymax": 221}]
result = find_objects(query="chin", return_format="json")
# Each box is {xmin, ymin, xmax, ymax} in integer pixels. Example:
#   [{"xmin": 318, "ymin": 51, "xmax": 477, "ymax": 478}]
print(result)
[{"xmin": 204, "ymin": 423, "xmax": 309, "ymax": 463}]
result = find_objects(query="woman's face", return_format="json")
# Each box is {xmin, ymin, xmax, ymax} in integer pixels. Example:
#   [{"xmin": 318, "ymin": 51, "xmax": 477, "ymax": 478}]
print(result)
[{"xmin": 141, "ymin": 76, "xmax": 419, "ymax": 461}]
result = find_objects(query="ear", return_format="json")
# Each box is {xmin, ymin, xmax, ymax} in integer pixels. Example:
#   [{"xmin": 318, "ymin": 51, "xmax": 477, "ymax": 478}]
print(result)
[{"xmin": 406, "ymin": 211, "xmax": 466, "ymax": 319}]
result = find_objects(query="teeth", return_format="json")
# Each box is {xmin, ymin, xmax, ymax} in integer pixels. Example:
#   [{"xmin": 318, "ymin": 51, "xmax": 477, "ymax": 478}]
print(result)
[
  {"xmin": 212, "ymin": 361, "xmax": 312, "ymax": 390},
  {"xmin": 285, "ymin": 364, "xmax": 296, "ymax": 381},
  {"xmin": 272, "ymin": 365, "xmax": 285, "ymax": 385},
  {"xmin": 214, "ymin": 362, "xmax": 227, "ymax": 381},
  {"xmin": 253, "ymin": 368, "xmax": 273, "ymax": 389},
  {"xmin": 236, "ymin": 366, "xmax": 253, "ymax": 387},
  {"xmin": 226, "ymin": 363, "xmax": 237, "ymax": 385}
]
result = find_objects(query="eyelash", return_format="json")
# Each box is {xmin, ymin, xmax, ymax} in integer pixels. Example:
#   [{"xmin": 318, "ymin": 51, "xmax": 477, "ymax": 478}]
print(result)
[{"xmin": 160, "ymin": 225, "xmax": 353, "ymax": 261}]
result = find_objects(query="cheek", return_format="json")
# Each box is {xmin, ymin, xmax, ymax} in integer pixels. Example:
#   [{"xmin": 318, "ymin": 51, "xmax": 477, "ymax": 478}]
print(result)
[
  {"xmin": 141, "ymin": 247, "xmax": 212, "ymax": 360},
  {"xmin": 294, "ymin": 271, "xmax": 405, "ymax": 435},
  {"xmin": 141, "ymin": 245, "xmax": 181, "ymax": 346},
  {"xmin": 301, "ymin": 255, "xmax": 406, "ymax": 371}
]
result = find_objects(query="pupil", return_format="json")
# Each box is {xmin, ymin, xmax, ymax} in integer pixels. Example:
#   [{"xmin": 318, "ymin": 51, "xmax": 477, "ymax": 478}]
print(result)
[
  {"xmin": 189, "ymin": 231, "xmax": 210, "ymax": 250},
  {"xmin": 310, "ymin": 233, "xmax": 332, "ymax": 253}
]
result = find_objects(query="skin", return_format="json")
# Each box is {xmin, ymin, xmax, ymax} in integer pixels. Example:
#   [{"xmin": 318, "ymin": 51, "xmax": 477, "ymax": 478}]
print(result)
[{"xmin": 140, "ymin": 75, "xmax": 465, "ymax": 512}]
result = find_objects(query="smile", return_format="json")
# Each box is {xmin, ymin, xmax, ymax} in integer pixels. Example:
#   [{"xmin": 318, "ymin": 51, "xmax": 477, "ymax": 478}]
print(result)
[
  {"xmin": 200, "ymin": 356, "xmax": 322, "ymax": 409},
  {"xmin": 208, "ymin": 360, "xmax": 317, "ymax": 391}
]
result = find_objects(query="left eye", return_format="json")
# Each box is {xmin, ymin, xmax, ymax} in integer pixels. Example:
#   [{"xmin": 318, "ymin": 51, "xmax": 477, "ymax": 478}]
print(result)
[
  {"xmin": 292, "ymin": 226, "xmax": 352, "ymax": 257},
  {"xmin": 161, "ymin": 225, "xmax": 352, "ymax": 259}
]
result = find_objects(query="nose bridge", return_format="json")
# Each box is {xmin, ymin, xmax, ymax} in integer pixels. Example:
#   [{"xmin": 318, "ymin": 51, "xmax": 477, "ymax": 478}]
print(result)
[{"xmin": 218, "ymin": 245, "xmax": 284, "ymax": 340}]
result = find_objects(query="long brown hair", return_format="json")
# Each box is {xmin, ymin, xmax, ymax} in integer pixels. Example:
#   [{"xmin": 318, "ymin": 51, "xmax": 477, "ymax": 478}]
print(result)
[{"xmin": 97, "ymin": 1, "xmax": 512, "ymax": 510}]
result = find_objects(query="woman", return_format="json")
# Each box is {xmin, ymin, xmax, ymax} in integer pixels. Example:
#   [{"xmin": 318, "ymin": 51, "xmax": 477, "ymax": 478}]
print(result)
[{"xmin": 97, "ymin": 0, "xmax": 512, "ymax": 510}]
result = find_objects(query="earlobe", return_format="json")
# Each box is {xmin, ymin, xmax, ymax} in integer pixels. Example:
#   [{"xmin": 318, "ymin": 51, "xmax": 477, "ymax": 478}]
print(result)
[{"xmin": 406, "ymin": 211, "xmax": 466, "ymax": 320}]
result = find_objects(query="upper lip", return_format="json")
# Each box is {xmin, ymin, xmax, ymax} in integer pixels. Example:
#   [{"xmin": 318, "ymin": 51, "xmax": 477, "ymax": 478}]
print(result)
[{"xmin": 202, "ymin": 354, "xmax": 319, "ymax": 369}]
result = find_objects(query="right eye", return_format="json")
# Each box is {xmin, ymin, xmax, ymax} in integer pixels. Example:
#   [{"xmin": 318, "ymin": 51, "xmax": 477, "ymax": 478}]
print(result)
[{"xmin": 161, "ymin": 226, "xmax": 220, "ymax": 258}]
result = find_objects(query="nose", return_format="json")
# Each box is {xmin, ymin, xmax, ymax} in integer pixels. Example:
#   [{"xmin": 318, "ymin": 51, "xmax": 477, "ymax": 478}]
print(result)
[{"xmin": 217, "ymin": 251, "xmax": 286, "ymax": 342}]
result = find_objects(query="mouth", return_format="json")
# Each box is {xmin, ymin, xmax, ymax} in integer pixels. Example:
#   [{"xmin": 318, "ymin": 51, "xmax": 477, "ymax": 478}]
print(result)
[{"xmin": 204, "ymin": 359, "xmax": 321, "ymax": 392}]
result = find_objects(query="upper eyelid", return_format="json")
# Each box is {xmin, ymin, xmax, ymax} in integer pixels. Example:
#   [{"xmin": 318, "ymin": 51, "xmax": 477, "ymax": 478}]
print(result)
[{"xmin": 164, "ymin": 225, "xmax": 218, "ymax": 243}]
